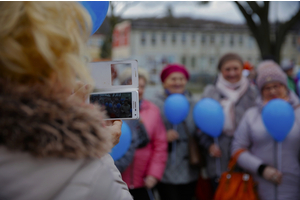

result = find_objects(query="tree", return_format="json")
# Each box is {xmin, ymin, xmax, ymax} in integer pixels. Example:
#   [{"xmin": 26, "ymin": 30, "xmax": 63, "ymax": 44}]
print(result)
[
  {"xmin": 234, "ymin": 1, "xmax": 300, "ymax": 63},
  {"xmin": 101, "ymin": 1, "xmax": 138, "ymax": 59}
]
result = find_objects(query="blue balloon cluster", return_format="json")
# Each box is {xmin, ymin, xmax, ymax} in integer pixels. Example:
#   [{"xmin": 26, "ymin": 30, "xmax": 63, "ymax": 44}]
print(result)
[
  {"xmin": 164, "ymin": 94, "xmax": 190, "ymax": 125},
  {"xmin": 193, "ymin": 98, "xmax": 224, "ymax": 138},
  {"xmin": 262, "ymin": 99, "xmax": 295, "ymax": 142},
  {"xmin": 79, "ymin": 1, "xmax": 109, "ymax": 35},
  {"xmin": 110, "ymin": 121, "xmax": 132, "ymax": 161}
]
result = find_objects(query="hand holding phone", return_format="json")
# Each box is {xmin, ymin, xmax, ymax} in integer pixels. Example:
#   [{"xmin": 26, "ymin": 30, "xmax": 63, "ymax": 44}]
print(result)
[{"xmin": 105, "ymin": 120, "xmax": 122, "ymax": 146}]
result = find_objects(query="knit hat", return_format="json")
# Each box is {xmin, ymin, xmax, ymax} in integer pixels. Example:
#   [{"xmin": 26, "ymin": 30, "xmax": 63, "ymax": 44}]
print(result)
[
  {"xmin": 160, "ymin": 64, "xmax": 189, "ymax": 83},
  {"xmin": 256, "ymin": 60, "xmax": 288, "ymax": 91},
  {"xmin": 281, "ymin": 59, "xmax": 294, "ymax": 71}
]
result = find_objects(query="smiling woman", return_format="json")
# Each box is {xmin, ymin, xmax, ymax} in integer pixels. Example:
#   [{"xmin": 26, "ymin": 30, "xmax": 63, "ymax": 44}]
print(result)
[
  {"xmin": 150, "ymin": 64, "xmax": 200, "ymax": 200},
  {"xmin": 198, "ymin": 52, "xmax": 258, "ymax": 193}
]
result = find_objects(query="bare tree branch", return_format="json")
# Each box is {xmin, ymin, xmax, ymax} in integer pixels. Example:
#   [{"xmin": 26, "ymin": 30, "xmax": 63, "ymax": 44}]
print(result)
[
  {"xmin": 234, "ymin": 2, "xmax": 258, "ymax": 37},
  {"xmin": 247, "ymin": 1, "xmax": 261, "ymax": 14}
]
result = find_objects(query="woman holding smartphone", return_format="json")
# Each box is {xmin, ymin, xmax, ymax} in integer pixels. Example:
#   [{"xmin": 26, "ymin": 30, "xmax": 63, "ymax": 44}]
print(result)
[
  {"xmin": 0, "ymin": 2, "xmax": 132, "ymax": 200},
  {"xmin": 151, "ymin": 64, "xmax": 199, "ymax": 200}
]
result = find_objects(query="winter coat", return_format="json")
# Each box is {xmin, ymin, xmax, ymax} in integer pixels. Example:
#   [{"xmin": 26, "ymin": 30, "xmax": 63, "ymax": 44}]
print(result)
[
  {"xmin": 121, "ymin": 100, "xmax": 168, "ymax": 189},
  {"xmin": 199, "ymin": 84, "xmax": 258, "ymax": 178},
  {"xmin": 151, "ymin": 91, "xmax": 199, "ymax": 184},
  {"xmin": 232, "ymin": 92, "xmax": 300, "ymax": 200},
  {"xmin": 0, "ymin": 80, "xmax": 132, "ymax": 200},
  {"xmin": 115, "ymin": 119, "xmax": 150, "ymax": 173}
]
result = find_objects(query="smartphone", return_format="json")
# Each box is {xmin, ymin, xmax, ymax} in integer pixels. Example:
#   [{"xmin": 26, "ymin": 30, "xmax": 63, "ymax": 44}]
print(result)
[{"xmin": 89, "ymin": 90, "xmax": 139, "ymax": 120}]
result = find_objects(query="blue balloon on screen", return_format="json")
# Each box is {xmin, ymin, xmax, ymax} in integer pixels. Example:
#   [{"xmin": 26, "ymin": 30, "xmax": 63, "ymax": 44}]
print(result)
[
  {"xmin": 164, "ymin": 94, "xmax": 189, "ymax": 125},
  {"xmin": 117, "ymin": 103, "xmax": 121, "ymax": 108},
  {"xmin": 110, "ymin": 121, "xmax": 132, "ymax": 161},
  {"xmin": 262, "ymin": 99, "xmax": 295, "ymax": 142},
  {"xmin": 193, "ymin": 98, "xmax": 224, "ymax": 138},
  {"xmin": 80, "ymin": 1, "xmax": 109, "ymax": 35},
  {"xmin": 105, "ymin": 102, "xmax": 108, "ymax": 106}
]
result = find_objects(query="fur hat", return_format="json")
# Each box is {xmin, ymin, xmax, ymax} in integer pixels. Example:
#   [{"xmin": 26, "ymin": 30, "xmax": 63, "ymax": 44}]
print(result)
[{"xmin": 256, "ymin": 60, "xmax": 288, "ymax": 91}]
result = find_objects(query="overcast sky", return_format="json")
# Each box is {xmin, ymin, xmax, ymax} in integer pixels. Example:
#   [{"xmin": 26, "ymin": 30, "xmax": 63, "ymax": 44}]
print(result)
[{"xmin": 108, "ymin": 1, "xmax": 300, "ymax": 24}]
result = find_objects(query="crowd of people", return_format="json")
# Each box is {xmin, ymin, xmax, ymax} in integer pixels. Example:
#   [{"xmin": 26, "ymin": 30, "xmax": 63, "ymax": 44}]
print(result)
[{"xmin": 0, "ymin": 2, "xmax": 299, "ymax": 200}]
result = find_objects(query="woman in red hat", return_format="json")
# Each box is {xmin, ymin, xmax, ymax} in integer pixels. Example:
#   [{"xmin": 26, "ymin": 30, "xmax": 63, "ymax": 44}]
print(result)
[{"xmin": 151, "ymin": 64, "xmax": 199, "ymax": 200}]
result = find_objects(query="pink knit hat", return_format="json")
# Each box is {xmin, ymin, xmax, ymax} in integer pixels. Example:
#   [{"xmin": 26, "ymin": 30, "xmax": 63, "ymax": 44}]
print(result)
[
  {"xmin": 160, "ymin": 64, "xmax": 190, "ymax": 83},
  {"xmin": 256, "ymin": 60, "xmax": 288, "ymax": 91}
]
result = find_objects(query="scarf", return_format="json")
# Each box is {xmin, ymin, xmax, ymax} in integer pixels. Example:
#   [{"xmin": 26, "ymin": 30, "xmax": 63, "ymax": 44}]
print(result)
[{"xmin": 216, "ymin": 74, "xmax": 249, "ymax": 136}]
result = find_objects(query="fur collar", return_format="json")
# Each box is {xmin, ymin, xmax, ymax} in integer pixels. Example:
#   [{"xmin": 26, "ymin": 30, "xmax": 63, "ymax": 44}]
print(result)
[{"xmin": 0, "ymin": 79, "xmax": 113, "ymax": 159}]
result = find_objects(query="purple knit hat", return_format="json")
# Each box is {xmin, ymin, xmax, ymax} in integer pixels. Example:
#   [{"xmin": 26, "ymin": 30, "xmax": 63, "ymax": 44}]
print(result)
[{"xmin": 256, "ymin": 60, "xmax": 288, "ymax": 91}]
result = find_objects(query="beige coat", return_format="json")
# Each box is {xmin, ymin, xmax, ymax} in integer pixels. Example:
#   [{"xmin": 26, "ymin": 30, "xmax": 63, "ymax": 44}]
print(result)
[
  {"xmin": 0, "ymin": 80, "xmax": 132, "ymax": 200},
  {"xmin": 0, "ymin": 149, "xmax": 132, "ymax": 200}
]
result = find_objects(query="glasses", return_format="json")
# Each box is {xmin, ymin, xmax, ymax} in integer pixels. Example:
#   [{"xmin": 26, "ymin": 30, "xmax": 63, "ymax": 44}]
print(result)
[{"xmin": 262, "ymin": 83, "xmax": 283, "ymax": 92}]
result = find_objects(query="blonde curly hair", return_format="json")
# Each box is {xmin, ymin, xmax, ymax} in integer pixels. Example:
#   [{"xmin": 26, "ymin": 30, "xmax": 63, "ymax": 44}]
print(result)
[{"xmin": 0, "ymin": 2, "xmax": 94, "ymax": 89}]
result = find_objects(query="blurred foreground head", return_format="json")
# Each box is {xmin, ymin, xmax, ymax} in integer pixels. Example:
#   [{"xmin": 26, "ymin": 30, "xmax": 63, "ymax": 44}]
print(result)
[{"xmin": 0, "ymin": 2, "xmax": 94, "ymax": 90}]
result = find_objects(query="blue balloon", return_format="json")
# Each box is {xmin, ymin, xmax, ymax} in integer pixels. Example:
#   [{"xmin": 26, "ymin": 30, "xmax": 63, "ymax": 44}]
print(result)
[
  {"xmin": 193, "ymin": 98, "xmax": 224, "ymax": 138},
  {"xmin": 164, "ymin": 94, "xmax": 189, "ymax": 125},
  {"xmin": 297, "ymin": 70, "xmax": 300, "ymax": 80},
  {"xmin": 80, "ymin": 1, "xmax": 109, "ymax": 35},
  {"xmin": 262, "ymin": 99, "xmax": 295, "ymax": 142},
  {"xmin": 117, "ymin": 103, "xmax": 121, "ymax": 108},
  {"xmin": 105, "ymin": 102, "xmax": 108, "ymax": 106},
  {"xmin": 109, "ymin": 103, "xmax": 112, "ymax": 108},
  {"xmin": 110, "ymin": 121, "xmax": 132, "ymax": 161}
]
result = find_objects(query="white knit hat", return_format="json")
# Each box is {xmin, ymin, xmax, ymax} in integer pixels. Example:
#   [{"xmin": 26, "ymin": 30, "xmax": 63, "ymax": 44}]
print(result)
[{"xmin": 118, "ymin": 67, "xmax": 149, "ymax": 85}]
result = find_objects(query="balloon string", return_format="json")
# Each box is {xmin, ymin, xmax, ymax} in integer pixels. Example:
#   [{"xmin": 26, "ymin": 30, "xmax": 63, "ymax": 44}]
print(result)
[
  {"xmin": 278, "ymin": 142, "xmax": 282, "ymax": 172},
  {"xmin": 214, "ymin": 137, "xmax": 221, "ymax": 177},
  {"xmin": 147, "ymin": 189, "xmax": 155, "ymax": 200},
  {"xmin": 172, "ymin": 124, "xmax": 177, "ymax": 166}
]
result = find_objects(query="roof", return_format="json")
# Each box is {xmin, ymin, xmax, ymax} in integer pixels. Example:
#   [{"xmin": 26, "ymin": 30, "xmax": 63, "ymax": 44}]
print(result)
[{"xmin": 128, "ymin": 17, "xmax": 249, "ymax": 32}]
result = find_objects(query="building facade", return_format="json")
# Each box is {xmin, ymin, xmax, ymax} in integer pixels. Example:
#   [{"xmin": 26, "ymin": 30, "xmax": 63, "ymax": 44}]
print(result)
[{"xmin": 112, "ymin": 18, "xmax": 299, "ymax": 84}]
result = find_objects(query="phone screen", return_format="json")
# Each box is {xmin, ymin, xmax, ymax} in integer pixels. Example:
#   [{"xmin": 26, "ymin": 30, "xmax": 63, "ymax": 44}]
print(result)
[{"xmin": 90, "ymin": 92, "xmax": 132, "ymax": 119}]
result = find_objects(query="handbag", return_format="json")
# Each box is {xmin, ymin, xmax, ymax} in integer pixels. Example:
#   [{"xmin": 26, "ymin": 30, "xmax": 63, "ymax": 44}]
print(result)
[
  {"xmin": 214, "ymin": 149, "xmax": 259, "ymax": 200},
  {"xmin": 183, "ymin": 121, "xmax": 203, "ymax": 168}
]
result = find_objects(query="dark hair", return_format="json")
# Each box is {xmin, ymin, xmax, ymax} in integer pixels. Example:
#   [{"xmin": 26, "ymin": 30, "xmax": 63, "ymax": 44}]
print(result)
[{"xmin": 217, "ymin": 53, "xmax": 244, "ymax": 71}]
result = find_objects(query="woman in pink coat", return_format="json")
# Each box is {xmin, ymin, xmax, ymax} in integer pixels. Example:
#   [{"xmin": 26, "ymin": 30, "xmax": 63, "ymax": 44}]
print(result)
[{"xmin": 119, "ymin": 68, "xmax": 168, "ymax": 200}]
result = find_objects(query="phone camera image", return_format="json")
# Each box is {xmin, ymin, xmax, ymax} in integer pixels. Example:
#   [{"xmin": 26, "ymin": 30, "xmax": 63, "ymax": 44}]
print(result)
[{"xmin": 90, "ymin": 93, "xmax": 132, "ymax": 119}]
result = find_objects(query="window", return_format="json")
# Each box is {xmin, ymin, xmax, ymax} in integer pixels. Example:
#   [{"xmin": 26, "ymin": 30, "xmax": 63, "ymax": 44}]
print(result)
[
  {"xmin": 220, "ymin": 34, "xmax": 225, "ymax": 45},
  {"xmin": 182, "ymin": 32, "xmax": 186, "ymax": 44},
  {"xmin": 191, "ymin": 56, "xmax": 196, "ymax": 68},
  {"xmin": 210, "ymin": 34, "xmax": 215, "ymax": 45},
  {"xmin": 230, "ymin": 34, "xmax": 234, "ymax": 46},
  {"xmin": 201, "ymin": 34, "xmax": 206, "ymax": 45},
  {"xmin": 292, "ymin": 35, "xmax": 297, "ymax": 47},
  {"xmin": 172, "ymin": 33, "xmax": 176, "ymax": 44},
  {"xmin": 191, "ymin": 33, "xmax": 196, "ymax": 44},
  {"xmin": 181, "ymin": 56, "xmax": 186, "ymax": 65},
  {"xmin": 209, "ymin": 57, "xmax": 215, "ymax": 66},
  {"xmin": 151, "ymin": 32, "xmax": 156, "ymax": 45},
  {"xmin": 239, "ymin": 35, "xmax": 243, "ymax": 46},
  {"xmin": 162, "ymin": 32, "xmax": 166, "ymax": 44},
  {"xmin": 141, "ymin": 32, "xmax": 146, "ymax": 45},
  {"xmin": 248, "ymin": 35, "xmax": 254, "ymax": 49}
]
